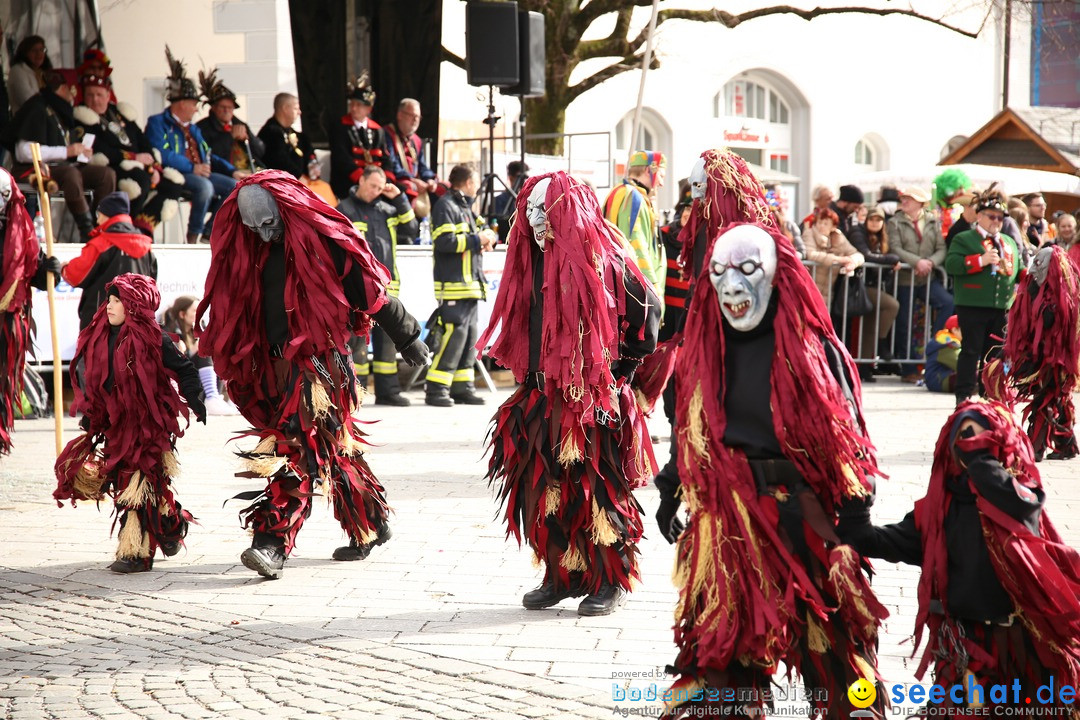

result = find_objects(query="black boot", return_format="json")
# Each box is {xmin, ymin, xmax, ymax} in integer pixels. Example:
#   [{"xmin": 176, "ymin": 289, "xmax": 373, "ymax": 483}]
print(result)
[
  {"xmin": 332, "ymin": 524, "xmax": 393, "ymax": 561},
  {"xmin": 858, "ymin": 365, "xmax": 876, "ymax": 384},
  {"xmin": 159, "ymin": 518, "xmax": 189, "ymax": 558},
  {"xmin": 374, "ymin": 373, "xmax": 409, "ymax": 406},
  {"xmin": 425, "ymin": 382, "xmax": 454, "ymax": 407},
  {"xmin": 522, "ymin": 580, "xmax": 584, "ymax": 610},
  {"xmin": 109, "ymin": 556, "xmax": 152, "ymax": 573},
  {"xmin": 74, "ymin": 211, "xmax": 96, "ymax": 242},
  {"xmin": 450, "ymin": 382, "xmax": 486, "ymax": 405},
  {"xmin": 577, "ymin": 583, "xmax": 628, "ymax": 616},
  {"xmin": 240, "ymin": 532, "xmax": 286, "ymax": 579}
]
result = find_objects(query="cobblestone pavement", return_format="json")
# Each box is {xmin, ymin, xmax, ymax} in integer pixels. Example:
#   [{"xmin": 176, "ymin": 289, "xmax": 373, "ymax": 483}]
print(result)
[{"xmin": 1, "ymin": 379, "xmax": 1077, "ymax": 719}]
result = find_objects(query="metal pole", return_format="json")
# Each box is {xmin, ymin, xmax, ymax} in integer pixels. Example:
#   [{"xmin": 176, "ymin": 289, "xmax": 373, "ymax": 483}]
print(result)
[
  {"xmin": 626, "ymin": 0, "xmax": 660, "ymax": 171},
  {"xmin": 1002, "ymin": 0, "xmax": 1012, "ymax": 109}
]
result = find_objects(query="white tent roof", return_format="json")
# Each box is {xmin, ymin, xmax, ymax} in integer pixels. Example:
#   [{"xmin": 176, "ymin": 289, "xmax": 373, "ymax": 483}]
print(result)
[{"xmin": 853, "ymin": 163, "xmax": 1080, "ymax": 199}]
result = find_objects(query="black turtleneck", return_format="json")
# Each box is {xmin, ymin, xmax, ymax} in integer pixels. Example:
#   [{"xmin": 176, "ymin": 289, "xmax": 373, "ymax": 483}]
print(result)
[{"xmin": 721, "ymin": 293, "xmax": 783, "ymax": 459}]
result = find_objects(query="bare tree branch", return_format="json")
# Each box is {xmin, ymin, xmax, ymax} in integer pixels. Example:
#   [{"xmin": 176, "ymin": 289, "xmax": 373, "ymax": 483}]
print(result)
[
  {"xmin": 442, "ymin": 46, "xmax": 466, "ymax": 70},
  {"xmin": 578, "ymin": 8, "xmax": 635, "ymax": 60},
  {"xmin": 569, "ymin": 53, "xmax": 659, "ymax": 100}
]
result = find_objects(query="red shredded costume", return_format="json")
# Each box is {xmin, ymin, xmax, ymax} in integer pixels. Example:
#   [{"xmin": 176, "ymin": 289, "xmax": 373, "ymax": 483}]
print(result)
[
  {"xmin": 841, "ymin": 400, "xmax": 1080, "ymax": 714},
  {"xmin": 54, "ymin": 274, "xmax": 202, "ymax": 571},
  {"xmin": 666, "ymin": 222, "xmax": 885, "ymax": 718},
  {"xmin": 196, "ymin": 171, "xmax": 419, "ymax": 563},
  {"xmin": 0, "ymin": 176, "xmax": 41, "ymax": 454},
  {"xmin": 479, "ymin": 172, "xmax": 660, "ymax": 606},
  {"xmin": 999, "ymin": 246, "xmax": 1079, "ymax": 460}
]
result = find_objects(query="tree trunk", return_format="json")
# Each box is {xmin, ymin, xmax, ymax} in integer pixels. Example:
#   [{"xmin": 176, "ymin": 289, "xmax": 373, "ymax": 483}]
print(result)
[{"xmin": 524, "ymin": 93, "xmax": 568, "ymax": 155}]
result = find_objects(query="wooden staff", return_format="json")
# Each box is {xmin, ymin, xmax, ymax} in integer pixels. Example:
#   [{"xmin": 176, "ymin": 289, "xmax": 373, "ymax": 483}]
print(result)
[{"xmin": 28, "ymin": 142, "xmax": 64, "ymax": 455}]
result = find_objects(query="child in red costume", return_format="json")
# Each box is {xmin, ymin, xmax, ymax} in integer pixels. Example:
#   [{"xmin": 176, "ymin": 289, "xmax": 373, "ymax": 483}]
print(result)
[{"xmin": 54, "ymin": 273, "xmax": 205, "ymax": 573}]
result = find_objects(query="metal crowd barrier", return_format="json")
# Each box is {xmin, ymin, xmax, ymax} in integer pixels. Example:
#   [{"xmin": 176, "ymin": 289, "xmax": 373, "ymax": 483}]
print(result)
[{"xmin": 801, "ymin": 260, "xmax": 951, "ymax": 366}]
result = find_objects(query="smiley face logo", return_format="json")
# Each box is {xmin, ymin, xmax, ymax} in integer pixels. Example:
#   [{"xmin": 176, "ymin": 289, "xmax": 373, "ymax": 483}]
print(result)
[{"xmin": 848, "ymin": 678, "xmax": 877, "ymax": 709}]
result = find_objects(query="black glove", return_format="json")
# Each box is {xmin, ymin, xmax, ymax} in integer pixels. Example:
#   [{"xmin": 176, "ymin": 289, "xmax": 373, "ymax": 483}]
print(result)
[
  {"xmin": 656, "ymin": 492, "xmax": 685, "ymax": 544},
  {"xmin": 613, "ymin": 357, "xmax": 641, "ymax": 384},
  {"xmin": 79, "ymin": 415, "xmax": 91, "ymax": 432},
  {"xmin": 399, "ymin": 337, "xmax": 430, "ymax": 367},
  {"xmin": 190, "ymin": 399, "xmax": 207, "ymax": 425},
  {"xmin": 42, "ymin": 256, "xmax": 62, "ymax": 282}
]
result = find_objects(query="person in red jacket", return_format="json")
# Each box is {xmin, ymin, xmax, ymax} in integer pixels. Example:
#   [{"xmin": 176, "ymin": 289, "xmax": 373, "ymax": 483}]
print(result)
[{"xmin": 62, "ymin": 191, "xmax": 157, "ymax": 330}]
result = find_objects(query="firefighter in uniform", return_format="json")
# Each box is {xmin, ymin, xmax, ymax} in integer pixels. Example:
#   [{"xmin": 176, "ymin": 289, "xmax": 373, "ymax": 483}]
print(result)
[
  {"xmin": 337, "ymin": 165, "xmax": 418, "ymax": 405},
  {"xmin": 425, "ymin": 164, "xmax": 496, "ymax": 407}
]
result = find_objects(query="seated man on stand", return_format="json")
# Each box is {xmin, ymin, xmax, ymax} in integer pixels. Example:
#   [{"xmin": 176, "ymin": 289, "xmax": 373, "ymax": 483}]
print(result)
[
  {"xmin": 196, "ymin": 68, "xmax": 264, "ymax": 179},
  {"xmin": 385, "ymin": 98, "xmax": 438, "ymax": 227},
  {"xmin": 7, "ymin": 70, "xmax": 116, "ymax": 240},
  {"xmin": 144, "ymin": 47, "xmax": 239, "ymax": 244}
]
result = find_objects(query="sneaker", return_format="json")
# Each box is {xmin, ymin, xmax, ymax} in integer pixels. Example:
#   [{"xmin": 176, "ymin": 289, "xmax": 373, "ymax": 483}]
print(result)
[{"xmin": 205, "ymin": 396, "xmax": 240, "ymax": 415}]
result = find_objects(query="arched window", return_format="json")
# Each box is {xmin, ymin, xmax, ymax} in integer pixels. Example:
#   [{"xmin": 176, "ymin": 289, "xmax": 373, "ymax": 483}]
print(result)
[
  {"xmin": 615, "ymin": 117, "xmax": 656, "ymax": 151},
  {"xmin": 716, "ymin": 80, "xmax": 789, "ymax": 124},
  {"xmin": 854, "ymin": 139, "xmax": 874, "ymax": 167}
]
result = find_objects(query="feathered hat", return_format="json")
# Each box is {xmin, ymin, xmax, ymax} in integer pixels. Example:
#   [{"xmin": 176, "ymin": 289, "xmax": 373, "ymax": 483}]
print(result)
[
  {"xmin": 164, "ymin": 46, "xmax": 198, "ymax": 102},
  {"xmin": 199, "ymin": 67, "xmax": 239, "ymax": 108},
  {"xmin": 346, "ymin": 71, "xmax": 376, "ymax": 106}
]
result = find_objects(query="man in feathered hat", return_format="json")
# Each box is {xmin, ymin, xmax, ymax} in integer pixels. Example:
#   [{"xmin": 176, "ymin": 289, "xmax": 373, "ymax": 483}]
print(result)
[
  {"xmin": 196, "ymin": 171, "xmax": 430, "ymax": 579},
  {"xmin": 945, "ymin": 186, "xmax": 1021, "ymax": 405},
  {"xmin": 661, "ymin": 220, "xmax": 886, "ymax": 718},
  {"xmin": 839, "ymin": 400, "xmax": 1080, "ymax": 713},
  {"xmin": 604, "ymin": 150, "xmax": 666, "ymax": 292},
  {"xmin": 989, "ymin": 245, "xmax": 1079, "ymax": 461},
  {"xmin": 73, "ymin": 70, "xmax": 186, "ymax": 236},
  {"xmin": 479, "ymin": 171, "xmax": 660, "ymax": 616},
  {"xmin": 54, "ymin": 273, "xmax": 206, "ymax": 573},
  {"xmin": 145, "ymin": 47, "xmax": 240, "ymax": 244},
  {"xmin": 196, "ymin": 68, "xmax": 264, "ymax": 177},
  {"xmin": 329, "ymin": 72, "xmax": 391, "ymax": 199},
  {"xmin": 0, "ymin": 168, "xmax": 61, "ymax": 455}
]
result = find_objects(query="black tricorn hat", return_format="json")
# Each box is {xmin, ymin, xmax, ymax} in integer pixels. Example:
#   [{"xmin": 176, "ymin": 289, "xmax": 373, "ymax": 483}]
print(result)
[
  {"xmin": 165, "ymin": 46, "xmax": 198, "ymax": 102},
  {"xmin": 346, "ymin": 71, "xmax": 376, "ymax": 106}
]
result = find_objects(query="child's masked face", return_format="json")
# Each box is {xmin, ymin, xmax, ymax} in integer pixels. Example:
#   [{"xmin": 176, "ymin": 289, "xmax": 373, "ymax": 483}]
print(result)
[{"xmin": 106, "ymin": 295, "xmax": 127, "ymax": 326}]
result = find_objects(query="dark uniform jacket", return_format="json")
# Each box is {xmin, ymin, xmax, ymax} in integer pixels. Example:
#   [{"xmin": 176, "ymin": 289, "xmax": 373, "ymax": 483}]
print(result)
[
  {"xmin": 337, "ymin": 191, "xmax": 417, "ymax": 296},
  {"xmin": 72, "ymin": 103, "xmax": 154, "ymax": 166},
  {"xmin": 431, "ymin": 189, "xmax": 486, "ymax": 301},
  {"xmin": 257, "ymin": 117, "xmax": 315, "ymax": 179},
  {"xmin": 328, "ymin": 115, "xmax": 390, "ymax": 198},
  {"xmin": 196, "ymin": 115, "xmax": 265, "ymax": 173},
  {"xmin": 4, "ymin": 90, "xmax": 73, "ymax": 175}
]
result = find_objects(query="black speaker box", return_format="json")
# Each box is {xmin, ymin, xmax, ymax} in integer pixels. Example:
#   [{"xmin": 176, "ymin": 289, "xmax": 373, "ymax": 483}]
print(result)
[
  {"xmin": 505, "ymin": 10, "xmax": 545, "ymax": 97},
  {"xmin": 465, "ymin": 1, "xmax": 520, "ymax": 87}
]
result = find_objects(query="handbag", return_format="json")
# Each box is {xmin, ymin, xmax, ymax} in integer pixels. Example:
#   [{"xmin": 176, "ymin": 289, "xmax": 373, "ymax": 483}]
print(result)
[{"xmin": 830, "ymin": 267, "xmax": 874, "ymax": 318}]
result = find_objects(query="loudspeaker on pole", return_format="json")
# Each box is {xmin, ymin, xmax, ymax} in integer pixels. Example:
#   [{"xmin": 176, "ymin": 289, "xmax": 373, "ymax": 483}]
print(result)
[
  {"xmin": 465, "ymin": 1, "xmax": 520, "ymax": 87},
  {"xmin": 505, "ymin": 11, "xmax": 544, "ymax": 97}
]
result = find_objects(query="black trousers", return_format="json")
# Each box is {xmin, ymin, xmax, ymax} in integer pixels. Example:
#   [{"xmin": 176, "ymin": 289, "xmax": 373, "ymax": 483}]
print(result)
[
  {"xmin": 426, "ymin": 299, "xmax": 479, "ymax": 390},
  {"xmin": 350, "ymin": 326, "xmax": 401, "ymax": 397},
  {"xmin": 954, "ymin": 305, "xmax": 1006, "ymax": 402}
]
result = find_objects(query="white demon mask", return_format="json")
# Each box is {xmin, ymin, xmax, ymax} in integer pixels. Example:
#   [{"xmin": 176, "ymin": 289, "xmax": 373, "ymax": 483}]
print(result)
[
  {"xmin": 709, "ymin": 224, "xmax": 777, "ymax": 332},
  {"xmin": 0, "ymin": 169, "xmax": 12, "ymax": 216},
  {"xmin": 526, "ymin": 178, "xmax": 551, "ymax": 250},
  {"xmin": 689, "ymin": 156, "xmax": 707, "ymax": 201}
]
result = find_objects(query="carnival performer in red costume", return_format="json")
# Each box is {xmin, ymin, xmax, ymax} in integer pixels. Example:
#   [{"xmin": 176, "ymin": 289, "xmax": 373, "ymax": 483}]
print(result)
[
  {"xmin": 652, "ymin": 149, "xmax": 777, "ymax": 544},
  {"xmin": 663, "ymin": 222, "xmax": 886, "ymax": 719},
  {"xmin": 54, "ymin": 274, "xmax": 205, "ymax": 573},
  {"xmin": 994, "ymin": 245, "xmax": 1079, "ymax": 461},
  {"xmin": 480, "ymin": 172, "xmax": 660, "ymax": 616},
  {"xmin": 840, "ymin": 400, "xmax": 1080, "ymax": 713},
  {"xmin": 197, "ymin": 170, "xmax": 429, "ymax": 579},
  {"xmin": 0, "ymin": 168, "xmax": 61, "ymax": 455}
]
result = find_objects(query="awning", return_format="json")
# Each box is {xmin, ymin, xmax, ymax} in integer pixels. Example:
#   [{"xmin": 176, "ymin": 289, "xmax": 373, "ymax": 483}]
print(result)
[
  {"xmin": 745, "ymin": 162, "xmax": 801, "ymax": 185},
  {"xmin": 853, "ymin": 162, "xmax": 1080, "ymax": 198}
]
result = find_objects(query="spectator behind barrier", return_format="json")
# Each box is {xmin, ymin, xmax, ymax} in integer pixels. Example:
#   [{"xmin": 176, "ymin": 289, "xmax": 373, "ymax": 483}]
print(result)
[
  {"xmin": 802, "ymin": 207, "xmax": 863, "ymax": 302},
  {"xmin": 886, "ymin": 186, "xmax": 954, "ymax": 382},
  {"xmin": 847, "ymin": 205, "xmax": 900, "ymax": 379},
  {"xmin": 160, "ymin": 295, "xmax": 238, "ymax": 415}
]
